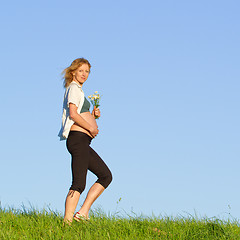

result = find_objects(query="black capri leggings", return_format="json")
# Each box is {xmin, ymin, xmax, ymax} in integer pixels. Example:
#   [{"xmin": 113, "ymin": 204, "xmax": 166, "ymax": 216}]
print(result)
[{"xmin": 66, "ymin": 131, "xmax": 112, "ymax": 194}]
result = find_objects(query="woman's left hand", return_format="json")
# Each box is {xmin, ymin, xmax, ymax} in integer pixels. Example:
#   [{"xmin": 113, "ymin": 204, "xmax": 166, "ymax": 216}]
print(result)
[{"xmin": 92, "ymin": 106, "xmax": 101, "ymax": 119}]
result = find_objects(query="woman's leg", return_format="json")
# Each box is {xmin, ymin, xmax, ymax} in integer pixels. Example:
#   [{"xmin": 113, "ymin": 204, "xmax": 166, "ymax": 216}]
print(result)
[
  {"xmin": 77, "ymin": 146, "xmax": 112, "ymax": 218},
  {"xmin": 77, "ymin": 183, "xmax": 105, "ymax": 218},
  {"xmin": 64, "ymin": 190, "xmax": 80, "ymax": 223},
  {"xmin": 64, "ymin": 131, "xmax": 90, "ymax": 223}
]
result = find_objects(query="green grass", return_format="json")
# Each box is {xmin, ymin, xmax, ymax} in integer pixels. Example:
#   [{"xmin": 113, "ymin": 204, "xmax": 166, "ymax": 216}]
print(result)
[{"xmin": 0, "ymin": 205, "xmax": 240, "ymax": 239}]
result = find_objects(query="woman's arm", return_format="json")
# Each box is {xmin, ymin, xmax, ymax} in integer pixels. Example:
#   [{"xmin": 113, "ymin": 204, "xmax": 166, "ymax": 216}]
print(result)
[{"xmin": 69, "ymin": 103, "xmax": 99, "ymax": 137}]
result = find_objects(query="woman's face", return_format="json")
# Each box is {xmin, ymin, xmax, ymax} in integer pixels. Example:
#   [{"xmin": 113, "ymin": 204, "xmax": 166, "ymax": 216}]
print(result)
[{"xmin": 72, "ymin": 64, "xmax": 90, "ymax": 86}]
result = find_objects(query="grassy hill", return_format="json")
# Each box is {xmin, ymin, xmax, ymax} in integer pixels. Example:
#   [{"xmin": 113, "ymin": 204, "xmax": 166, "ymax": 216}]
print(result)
[{"xmin": 0, "ymin": 206, "xmax": 240, "ymax": 239}]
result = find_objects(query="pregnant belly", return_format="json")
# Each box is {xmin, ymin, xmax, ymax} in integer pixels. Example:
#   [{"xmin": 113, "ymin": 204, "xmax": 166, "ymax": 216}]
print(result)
[{"xmin": 70, "ymin": 112, "xmax": 98, "ymax": 138}]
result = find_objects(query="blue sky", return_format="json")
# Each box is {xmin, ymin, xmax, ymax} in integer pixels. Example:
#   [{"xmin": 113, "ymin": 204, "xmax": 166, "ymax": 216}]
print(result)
[{"xmin": 0, "ymin": 0, "xmax": 239, "ymax": 220}]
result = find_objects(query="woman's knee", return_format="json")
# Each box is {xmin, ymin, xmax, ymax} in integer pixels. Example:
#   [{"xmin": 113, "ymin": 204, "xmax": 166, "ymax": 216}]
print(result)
[
  {"xmin": 99, "ymin": 170, "xmax": 113, "ymax": 189},
  {"xmin": 106, "ymin": 170, "xmax": 113, "ymax": 186},
  {"xmin": 70, "ymin": 182, "xmax": 86, "ymax": 194}
]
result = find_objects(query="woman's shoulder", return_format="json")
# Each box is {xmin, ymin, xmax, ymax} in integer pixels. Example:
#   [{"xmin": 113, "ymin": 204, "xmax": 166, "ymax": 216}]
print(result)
[
  {"xmin": 66, "ymin": 81, "xmax": 84, "ymax": 98},
  {"xmin": 69, "ymin": 81, "xmax": 82, "ymax": 89},
  {"xmin": 67, "ymin": 81, "xmax": 83, "ymax": 93}
]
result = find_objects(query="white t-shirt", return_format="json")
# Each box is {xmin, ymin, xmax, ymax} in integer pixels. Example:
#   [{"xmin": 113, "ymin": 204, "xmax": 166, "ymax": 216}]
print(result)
[{"xmin": 58, "ymin": 81, "xmax": 85, "ymax": 140}]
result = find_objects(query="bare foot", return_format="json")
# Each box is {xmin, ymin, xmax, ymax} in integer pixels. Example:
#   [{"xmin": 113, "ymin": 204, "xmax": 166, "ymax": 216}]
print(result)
[{"xmin": 63, "ymin": 218, "xmax": 72, "ymax": 226}]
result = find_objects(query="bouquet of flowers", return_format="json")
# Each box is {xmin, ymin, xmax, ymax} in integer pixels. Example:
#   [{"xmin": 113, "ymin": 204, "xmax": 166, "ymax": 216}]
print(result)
[{"xmin": 88, "ymin": 91, "xmax": 101, "ymax": 119}]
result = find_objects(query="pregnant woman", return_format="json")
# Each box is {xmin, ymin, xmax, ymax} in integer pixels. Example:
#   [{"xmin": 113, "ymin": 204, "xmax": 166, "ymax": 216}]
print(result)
[{"xmin": 58, "ymin": 58, "xmax": 112, "ymax": 224}]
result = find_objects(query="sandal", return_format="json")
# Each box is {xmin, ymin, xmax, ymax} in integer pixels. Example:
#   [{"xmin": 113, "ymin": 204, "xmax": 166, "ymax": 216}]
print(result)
[{"xmin": 73, "ymin": 212, "xmax": 90, "ymax": 222}]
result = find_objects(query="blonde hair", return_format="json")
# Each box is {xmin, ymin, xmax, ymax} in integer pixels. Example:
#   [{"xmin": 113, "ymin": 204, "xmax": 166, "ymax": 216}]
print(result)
[{"xmin": 62, "ymin": 58, "xmax": 91, "ymax": 88}]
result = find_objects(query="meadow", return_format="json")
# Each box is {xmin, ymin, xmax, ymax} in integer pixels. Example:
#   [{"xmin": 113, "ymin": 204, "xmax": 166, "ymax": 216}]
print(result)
[{"xmin": 0, "ymin": 204, "xmax": 240, "ymax": 239}]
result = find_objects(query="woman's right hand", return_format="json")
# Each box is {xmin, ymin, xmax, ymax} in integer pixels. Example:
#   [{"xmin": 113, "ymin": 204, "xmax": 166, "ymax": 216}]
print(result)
[{"xmin": 89, "ymin": 126, "xmax": 99, "ymax": 138}]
